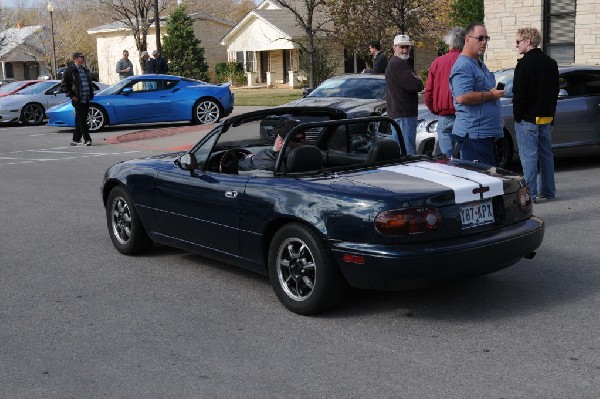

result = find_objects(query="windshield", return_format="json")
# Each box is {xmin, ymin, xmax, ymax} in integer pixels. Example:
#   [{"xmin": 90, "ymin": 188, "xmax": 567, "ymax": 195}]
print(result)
[
  {"xmin": 308, "ymin": 77, "xmax": 387, "ymax": 99},
  {"xmin": 98, "ymin": 79, "xmax": 130, "ymax": 95},
  {"xmin": 494, "ymin": 69, "xmax": 515, "ymax": 98},
  {"xmin": 17, "ymin": 81, "xmax": 60, "ymax": 95},
  {"xmin": 0, "ymin": 81, "xmax": 32, "ymax": 94}
]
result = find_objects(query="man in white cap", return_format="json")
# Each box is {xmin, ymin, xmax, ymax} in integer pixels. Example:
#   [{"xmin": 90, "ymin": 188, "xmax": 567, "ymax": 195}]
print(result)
[{"xmin": 385, "ymin": 34, "xmax": 423, "ymax": 155}]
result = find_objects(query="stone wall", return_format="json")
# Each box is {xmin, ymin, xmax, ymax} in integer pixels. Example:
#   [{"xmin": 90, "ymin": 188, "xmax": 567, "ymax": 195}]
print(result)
[{"xmin": 485, "ymin": 0, "xmax": 600, "ymax": 70}]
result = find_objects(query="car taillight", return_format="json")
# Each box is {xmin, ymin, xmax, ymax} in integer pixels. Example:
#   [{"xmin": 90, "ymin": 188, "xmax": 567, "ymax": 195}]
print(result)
[
  {"xmin": 516, "ymin": 187, "xmax": 532, "ymax": 210},
  {"xmin": 375, "ymin": 207, "xmax": 442, "ymax": 235}
]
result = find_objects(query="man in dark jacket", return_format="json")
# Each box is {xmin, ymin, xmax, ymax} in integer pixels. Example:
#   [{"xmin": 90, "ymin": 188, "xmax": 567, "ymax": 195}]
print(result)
[
  {"xmin": 425, "ymin": 27, "xmax": 465, "ymax": 156},
  {"xmin": 513, "ymin": 27, "xmax": 559, "ymax": 203},
  {"xmin": 152, "ymin": 50, "xmax": 169, "ymax": 74},
  {"xmin": 385, "ymin": 34, "xmax": 424, "ymax": 155},
  {"xmin": 61, "ymin": 52, "xmax": 95, "ymax": 146},
  {"xmin": 363, "ymin": 40, "xmax": 388, "ymax": 74}
]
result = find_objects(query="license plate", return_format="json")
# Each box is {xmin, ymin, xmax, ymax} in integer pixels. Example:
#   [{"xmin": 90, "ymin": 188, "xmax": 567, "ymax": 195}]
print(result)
[{"xmin": 460, "ymin": 199, "xmax": 495, "ymax": 228}]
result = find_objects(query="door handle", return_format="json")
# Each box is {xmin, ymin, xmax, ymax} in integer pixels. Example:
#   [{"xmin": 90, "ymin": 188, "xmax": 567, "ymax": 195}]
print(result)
[{"xmin": 225, "ymin": 190, "xmax": 238, "ymax": 198}]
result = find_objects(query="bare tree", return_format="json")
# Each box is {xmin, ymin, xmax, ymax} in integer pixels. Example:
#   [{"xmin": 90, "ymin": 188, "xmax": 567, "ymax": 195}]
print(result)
[
  {"xmin": 274, "ymin": 0, "xmax": 334, "ymax": 88},
  {"xmin": 96, "ymin": 0, "xmax": 173, "ymax": 69},
  {"xmin": 329, "ymin": 0, "xmax": 451, "ymax": 56}
]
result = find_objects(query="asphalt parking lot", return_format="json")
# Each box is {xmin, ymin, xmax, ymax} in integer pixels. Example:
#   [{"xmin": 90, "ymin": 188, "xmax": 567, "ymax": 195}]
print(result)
[{"xmin": 1, "ymin": 117, "xmax": 599, "ymax": 398}]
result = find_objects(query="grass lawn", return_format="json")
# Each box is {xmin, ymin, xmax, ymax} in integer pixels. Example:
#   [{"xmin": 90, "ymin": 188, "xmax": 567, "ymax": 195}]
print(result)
[{"xmin": 231, "ymin": 87, "xmax": 304, "ymax": 106}]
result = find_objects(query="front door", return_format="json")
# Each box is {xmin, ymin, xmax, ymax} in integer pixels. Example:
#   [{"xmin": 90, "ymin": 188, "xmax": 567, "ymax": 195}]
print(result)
[
  {"xmin": 283, "ymin": 50, "xmax": 291, "ymax": 83},
  {"xmin": 260, "ymin": 52, "xmax": 269, "ymax": 83}
]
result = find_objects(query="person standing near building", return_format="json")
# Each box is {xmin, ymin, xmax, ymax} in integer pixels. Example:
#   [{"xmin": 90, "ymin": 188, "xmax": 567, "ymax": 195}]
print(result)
[
  {"xmin": 116, "ymin": 50, "xmax": 134, "ymax": 80},
  {"xmin": 363, "ymin": 40, "xmax": 388, "ymax": 74},
  {"xmin": 425, "ymin": 27, "xmax": 466, "ymax": 157},
  {"xmin": 385, "ymin": 34, "xmax": 423, "ymax": 155},
  {"xmin": 449, "ymin": 22, "xmax": 504, "ymax": 165},
  {"xmin": 513, "ymin": 27, "xmax": 559, "ymax": 203},
  {"xmin": 140, "ymin": 51, "xmax": 150, "ymax": 74},
  {"xmin": 152, "ymin": 50, "xmax": 169, "ymax": 74},
  {"xmin": 61, "ymin": 52, "xmax": 95, "ymax": 146}
]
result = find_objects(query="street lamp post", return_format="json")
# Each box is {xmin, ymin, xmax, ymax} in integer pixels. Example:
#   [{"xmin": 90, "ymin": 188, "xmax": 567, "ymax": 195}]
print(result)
[{"xmin": 47, "ymin": 1, "xmax": 57, "ymax": 80}]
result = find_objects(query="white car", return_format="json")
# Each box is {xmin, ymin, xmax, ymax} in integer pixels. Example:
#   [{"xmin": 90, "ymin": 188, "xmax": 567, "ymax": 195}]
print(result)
[{"xmin": 0, "ymin": 80, "xmax": 108, "ymax": 126}]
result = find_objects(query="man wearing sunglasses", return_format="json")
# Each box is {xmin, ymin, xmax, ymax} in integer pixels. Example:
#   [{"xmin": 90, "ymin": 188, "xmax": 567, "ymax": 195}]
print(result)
[{"xmin": 449, "ymin": 22, "xmax": 504, "ymax": 165}]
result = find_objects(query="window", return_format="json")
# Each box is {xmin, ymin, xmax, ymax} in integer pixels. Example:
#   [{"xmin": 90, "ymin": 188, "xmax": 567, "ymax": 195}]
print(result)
[
  {"xmin": 245, "ymin": 51, "xmax": 254, "ymax": 73},
  {"xmin": 544, "ymin": 0, "xmax": 576, "ymax": 64},
  {"xmin": 5, "ymin": 62, "xmax": 13, "ymax": 79}
]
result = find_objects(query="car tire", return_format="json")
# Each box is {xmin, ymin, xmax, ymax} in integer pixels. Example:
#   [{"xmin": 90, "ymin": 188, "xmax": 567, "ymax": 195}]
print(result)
[
  {"xmin": 192, "ymin": 98, "xmax": 221, "ymax": 124},
  {"xmin": 106, "ymin": 186, "xmax": 153, "ymax": 255},
  {"xmin": 20, "ymin": 103, "xmax": 45, "ymax": 125},
  {"xmin": 494, "ymin": 130, "xmax": 513, "ymax": 168},
  {"xmin": 268, "ymin": 223, "xmax": 347, "ymax": 315},
  {"xmin": 88, "ymin": 105, "xmax": 108, "ymax": 132}
]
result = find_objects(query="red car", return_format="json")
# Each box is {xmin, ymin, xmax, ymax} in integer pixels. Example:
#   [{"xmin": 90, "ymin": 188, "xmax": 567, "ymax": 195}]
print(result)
[{"xmin": 0, "ymin": 80, "xmax": 42, "ymax": 98}]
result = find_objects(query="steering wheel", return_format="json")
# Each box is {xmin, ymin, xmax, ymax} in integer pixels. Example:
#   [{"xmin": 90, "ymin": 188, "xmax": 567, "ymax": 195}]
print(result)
[{"xmin": 219, "ymin": 148, "xmax": 252, "ymax": 173}]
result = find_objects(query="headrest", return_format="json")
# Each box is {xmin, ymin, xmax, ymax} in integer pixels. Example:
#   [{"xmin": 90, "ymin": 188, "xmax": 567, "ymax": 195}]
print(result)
[
  {"xmin": 367, "ymin": 139, "xmax": 401, "ymax": 163},
  {"xmin": 285, "ymin": 145, "xmax": 323, "ymax": 173}
]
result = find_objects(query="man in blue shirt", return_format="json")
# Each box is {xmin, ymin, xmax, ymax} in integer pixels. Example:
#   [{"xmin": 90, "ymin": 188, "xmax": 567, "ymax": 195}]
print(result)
[{"xmin": 449, "ymin": 22, "xmax": 504, "ymax": 165}]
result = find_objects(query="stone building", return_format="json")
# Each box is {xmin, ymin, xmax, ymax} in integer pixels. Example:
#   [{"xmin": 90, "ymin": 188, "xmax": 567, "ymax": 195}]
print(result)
[{"xmin": 485, "ymin": 0, "xmax": 599, "ymax": 70}]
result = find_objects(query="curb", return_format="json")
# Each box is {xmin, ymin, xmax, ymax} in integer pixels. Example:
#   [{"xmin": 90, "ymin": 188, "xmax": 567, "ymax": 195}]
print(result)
[{"xmin": 104, "ymin": 124, "xmax": 213, "ymax": 144}]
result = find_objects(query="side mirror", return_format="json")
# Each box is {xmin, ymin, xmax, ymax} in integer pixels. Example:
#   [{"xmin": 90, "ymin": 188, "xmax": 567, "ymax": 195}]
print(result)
[
  {"xmin": 176, "ymin": 153, "xmax": 197, "ymax": 171},
  {"xmin": 558, "ymin": 89, "xmax": 568, "ymax": 97},
  {"xmin": 122, "ymin": 87, "xmax": 133, "ymax": 95},
  {"xmin": 302, "ymin": 88, "xmax": 313, "ymax": 97}
]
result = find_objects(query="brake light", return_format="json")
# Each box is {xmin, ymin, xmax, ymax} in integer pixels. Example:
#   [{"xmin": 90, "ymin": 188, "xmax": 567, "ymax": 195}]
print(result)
[
  {"xmin": 375, "ymin": 207, "xmax": 442, "ymax": 235},
  {"xmin": 516, "ymin": 187, "xmax": 532, "ymax": 210}
]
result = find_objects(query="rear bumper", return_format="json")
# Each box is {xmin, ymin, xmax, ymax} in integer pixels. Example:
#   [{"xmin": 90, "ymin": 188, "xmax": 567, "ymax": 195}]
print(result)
[{"xmin": 330, "ymin": 216, "xmax": 544, "ymax": 290}]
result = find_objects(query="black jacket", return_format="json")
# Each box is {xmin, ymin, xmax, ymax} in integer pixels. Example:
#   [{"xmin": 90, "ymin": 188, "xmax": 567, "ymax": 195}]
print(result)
[
  {"xmin": 61, "ymin": 64, "xmax": 95, "ymax": 102},
  {"xmin": 513, "ymin": 48, "xmax": 559, "ymax": 123},
  {"xmin": 372, "ymin": 51, "xmax": 388, "ymax": 74}
]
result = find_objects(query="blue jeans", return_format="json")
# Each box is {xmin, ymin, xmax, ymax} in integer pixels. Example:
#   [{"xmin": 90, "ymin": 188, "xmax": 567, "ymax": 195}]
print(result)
[
  {"xmin": 515, "ymin": 121, "xmax": 556, "ymax": 200},
  {"xmin": 451, "ymin": 134, "xmax": 496, "ymax": 165},
  {"xmin": 391, "ymin": 117, "xmax": 418, "ymax": 155},
  {"xmin": 436, "ymin": 115, "xmax": 456, "ymax": 157}
]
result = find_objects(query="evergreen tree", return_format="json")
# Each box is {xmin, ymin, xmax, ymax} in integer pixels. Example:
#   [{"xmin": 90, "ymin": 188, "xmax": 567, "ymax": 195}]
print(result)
[{"xmin": 162, "ymin": 5, "xmax": 209, "ymax": 81}]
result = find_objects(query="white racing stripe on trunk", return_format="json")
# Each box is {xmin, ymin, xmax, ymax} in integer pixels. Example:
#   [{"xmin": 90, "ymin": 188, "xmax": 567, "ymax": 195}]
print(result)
[{"xmin": 381, "ymin": 161, "xmax": 504, "ymax": 204}]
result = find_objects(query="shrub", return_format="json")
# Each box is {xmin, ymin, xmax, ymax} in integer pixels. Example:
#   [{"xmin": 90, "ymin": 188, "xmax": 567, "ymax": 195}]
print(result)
[{"xmin": 215, "ymin": 62, "xmax": 246, "ymax": 86}]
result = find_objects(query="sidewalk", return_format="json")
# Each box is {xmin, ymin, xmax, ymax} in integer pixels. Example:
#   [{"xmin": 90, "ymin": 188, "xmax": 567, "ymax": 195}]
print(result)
[{"xmin": 103, "ymin": 106, "xmax": 266, "ymax": 150}]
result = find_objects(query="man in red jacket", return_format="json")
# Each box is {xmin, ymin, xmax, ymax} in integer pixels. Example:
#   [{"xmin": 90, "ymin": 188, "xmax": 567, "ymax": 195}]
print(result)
[{"xmin": 425, "ymin": 27, "xmax": 466, "ymax": 156}]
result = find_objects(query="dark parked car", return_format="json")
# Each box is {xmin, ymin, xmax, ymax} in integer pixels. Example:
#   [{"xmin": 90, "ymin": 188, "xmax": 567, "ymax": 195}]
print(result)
[
  {"xmin": 285, "ymin": 74, "xmax": 387, "ymax": 117},
  {"xmin": 103, "ymin": 107, "xmax": 544, "ymax": 315},
  {"xmin": 416, "ymin": 65, "xmax": 600, "ymax": 167}
]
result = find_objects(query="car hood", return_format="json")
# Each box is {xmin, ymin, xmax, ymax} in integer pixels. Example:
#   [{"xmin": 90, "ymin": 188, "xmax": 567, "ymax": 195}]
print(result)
[
  {"xmin": 285, "ymin": 96, "xmax": 385, "ymax": 117},
  {"xmin": 336, "ymin": 160, "xmax": 521, "ymax": 205},
  {"xmin": 0, "ymin": 94, "xmax": 40, "ymax": 107}
]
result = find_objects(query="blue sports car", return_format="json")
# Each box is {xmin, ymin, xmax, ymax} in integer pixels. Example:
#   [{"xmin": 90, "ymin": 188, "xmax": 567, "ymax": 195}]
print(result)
[
  {"xmin": 47, "ymin": 74, "xmax": 234, "ymax": 132},
  {"xmin": 102, "ymin": 107, "xmax": 544, "ymax": 315}
]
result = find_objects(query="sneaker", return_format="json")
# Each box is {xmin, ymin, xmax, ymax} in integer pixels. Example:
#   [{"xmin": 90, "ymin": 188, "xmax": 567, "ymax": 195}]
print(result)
[
  {"xmin": 533, "ymin": 195, "xmax": 554, "ymax": 204},
  {"xmin": 85, "ymin": 141, "xmax": 92, "ymax": 146},
  {"xmin": 70, "ymin": 141, "xmax": 80, "ymax": 146}
]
